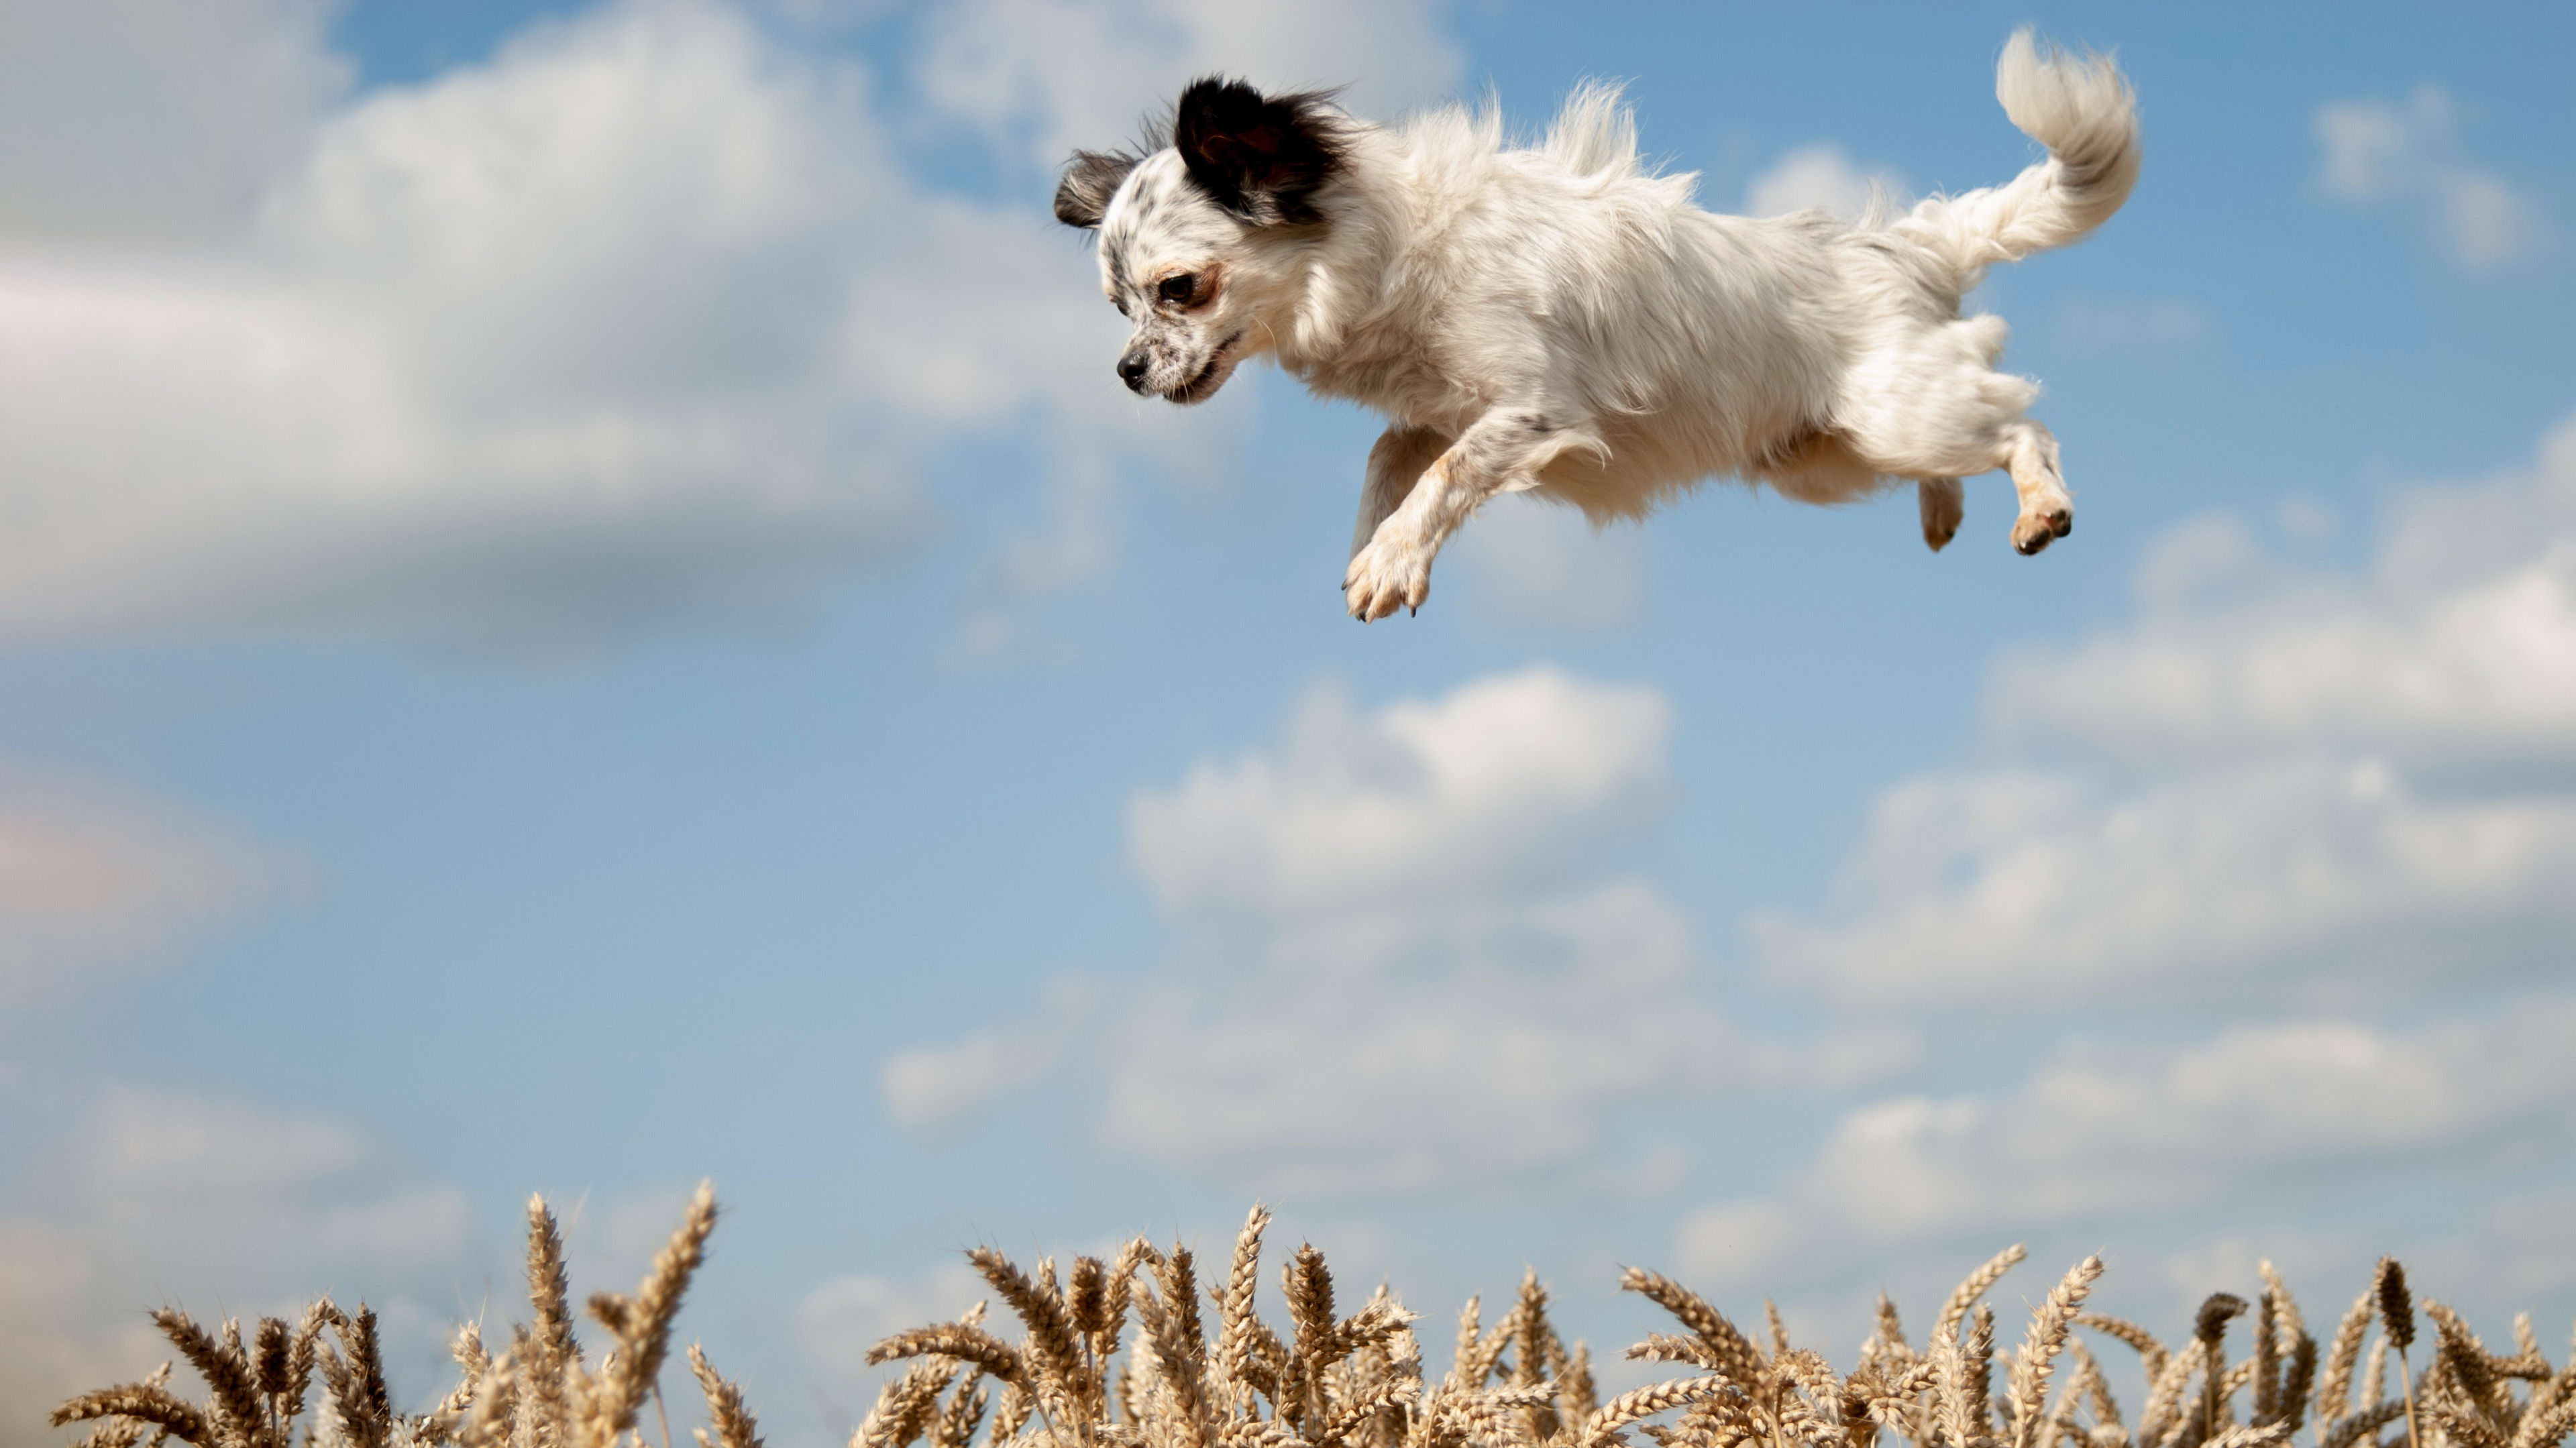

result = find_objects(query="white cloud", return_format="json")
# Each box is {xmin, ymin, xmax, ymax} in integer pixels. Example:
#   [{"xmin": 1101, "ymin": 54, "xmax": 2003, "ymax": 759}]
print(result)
[
  {"xmin": 1097, "ymin": 880, "xmax": 1742, "ymax": 1194},
  {"xmin": 0, "ymin": 0, "xmax": 1242, "ymax": 662},
  {"xmin": 1678, "ymin": 1001, "xmax": 2576, "ymax": 1282},
  {"xmin": 1764, "ymin": 414, "xmax": 2576, "ymax": 1008},
  {"xmin": 0, "ymin": 0, "xmax": 348, "ymax": 240},
  {"xmin": 1447, "ymin": 494, "xmax": 1652, "ymax": 634},
  {"xmin": 0, "ymin": 771, "xmax": 300, "ymax": 1011},
  {"xmin": 896, "ymin": 667, "xmax": 1901, "ymax": 1194},
  {"xmin": 882, "ymin": 1016, "xmax": 1069, "ymax": 1130},
  {"xmin": 917, "ymin": 0, "xmax": 1464, "ymax": 172},
  {"xmin": 2315, "ymin": 86, "xmax": 2548, "ymax": 270},
  {"xmin": 1743, "ymin": 145, "xmax": 1905, "ymax": 221},
  {"xmin": 1991, "ymin": 414, "xmax": 2576, "ymax": 763},
  {"xmin": 1690, "ymin": 408, "xmax": 2576, "ymax": 1302},
  {"xmin": 1130, "ymin": 669, "xmax": 1672, "ymax": 918},
  {"xmin": 1760, "ymin": 757, "xmax": 2576, "ymax": 1008},
  {"xmin": 796, "ymin": 1262, "xmax": 989, "ymax": 1392},
  {"xmin": 0, "ymin": 1085, "xmax": 472, "ymax": 1431},
  {"xmin": 2056, "ymin": 295, "xmax": 2212, "ymax": 348}
]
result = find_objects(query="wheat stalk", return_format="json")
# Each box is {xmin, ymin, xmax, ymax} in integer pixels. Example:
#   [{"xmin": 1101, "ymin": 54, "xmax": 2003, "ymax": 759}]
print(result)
[
  {"xmin": 2373, "ymin": 1262, "xmax": 2418, "ymax": 1448},
  {"xmin": 2008, "ymin": 1257, "xmax": 2104, "ymax": 1448}
]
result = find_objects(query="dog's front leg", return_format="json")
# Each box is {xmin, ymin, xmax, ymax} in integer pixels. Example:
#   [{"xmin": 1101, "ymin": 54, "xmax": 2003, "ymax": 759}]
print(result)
[
  {"xmin": 1344, "ymin": 408, "xmax": 1598, "ymax": 622},
  {"xmin": 1352, "ymin": 426, "xmax": 1451, "ymax": 561}
]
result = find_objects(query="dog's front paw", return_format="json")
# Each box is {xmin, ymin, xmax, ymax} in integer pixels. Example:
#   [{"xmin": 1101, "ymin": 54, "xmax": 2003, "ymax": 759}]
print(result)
[
  {"xmin": 2010, "ymin": 496, "xmax": 2074, "ymax": 555},
  {"xmin": 1344, "ymin": 524, "xmax": 1433, "ymax": 622}
]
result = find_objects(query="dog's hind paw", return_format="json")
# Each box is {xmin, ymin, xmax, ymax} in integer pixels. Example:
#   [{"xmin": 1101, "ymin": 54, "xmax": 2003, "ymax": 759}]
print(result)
[{"xmin": 2010, "ymin": 501, "xmax": 2074, "ymax": 555}]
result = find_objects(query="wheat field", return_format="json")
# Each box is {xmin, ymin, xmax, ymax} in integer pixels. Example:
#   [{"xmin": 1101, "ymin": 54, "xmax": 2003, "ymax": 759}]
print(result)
[{"xmin": 48, "ymin": 1191, "xmax": 2576, "ymax": 1448}]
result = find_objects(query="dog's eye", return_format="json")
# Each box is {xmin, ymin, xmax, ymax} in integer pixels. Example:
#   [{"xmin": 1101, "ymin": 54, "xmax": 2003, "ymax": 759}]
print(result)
[{"xmin": 1158, "ymin": 273, "xmax": 1197, "ymax": 305}]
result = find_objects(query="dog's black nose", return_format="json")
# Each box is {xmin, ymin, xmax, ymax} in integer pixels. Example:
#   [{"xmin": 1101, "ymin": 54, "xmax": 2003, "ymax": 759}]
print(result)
[{"xmin": 1117, "ymin": 351, "xmax": 1151, "ymax": 390}]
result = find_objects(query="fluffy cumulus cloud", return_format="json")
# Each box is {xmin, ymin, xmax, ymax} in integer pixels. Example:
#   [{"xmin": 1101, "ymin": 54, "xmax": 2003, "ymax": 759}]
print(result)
[
  {"xmin": 0, "ymin": 771, "xmax": 300, "ymax": 1011},
  {"xmin": 0, "ymin": 1086, "xmax": 471, "ymax": 1443},
  {"xmin": 0, "ymin": 0, "xmax": 349, "ymax": 240},
  {"xmin": 916, "ymin": 0, "xmax": 1463, "ymax": 171},
  {"xmin": 1128, "ymin": 669, "xmax": 1673, "ymax": 918},
  {"xmin": 1991, "ymin": 419, "xmax": 2576, "ymax": 764},
  {"xmin": 1759, "ymin": 756, "xmax": 2576, "ymax": 1007},
  {"xmin": 1690, "ymin": 410, "xmax": 2576, "ymax": 1288},
  {"xmin": 887, "ymin": 667, "xmax": 1898, "ymax": 1195},
  {"xmin": 0, "ymin": 0, "xmax": 1288, "ymax": 662},
  {"xmin": 1742, "ymin": 145, "xmax": 1907, "ymax": 221},
  {"xmin": 1762, "ymin": 413, "xmax": 2576, "ymax": 1009},
  {"xmin": 1678, "ymin": 1000, "xmax": 2576, "ymax": 1285},
  {"xmin": 2314, "ymin": 85, "xmax": 2550, "ymax": 270}
]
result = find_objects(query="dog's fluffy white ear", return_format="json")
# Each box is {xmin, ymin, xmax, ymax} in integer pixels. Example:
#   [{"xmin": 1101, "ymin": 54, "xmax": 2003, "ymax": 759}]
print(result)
[
  {"xmin": 1055, "ymin": 149, "xmax": 1140, "ymax": 229},
  {"xmin": 1173, "ymin": 76, "xmax": 1343, "ymax": 226}
]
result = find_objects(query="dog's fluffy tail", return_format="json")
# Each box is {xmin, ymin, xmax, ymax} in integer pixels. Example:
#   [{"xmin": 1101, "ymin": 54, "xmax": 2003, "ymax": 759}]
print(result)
[{"xmin": 1900, "ymin": 30, "xmax": 2139, "ymax": 286}]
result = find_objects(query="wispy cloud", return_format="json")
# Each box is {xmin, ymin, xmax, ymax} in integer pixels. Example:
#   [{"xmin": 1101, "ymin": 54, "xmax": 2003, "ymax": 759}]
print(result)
[
  {"xmin": 2056, "ymin": 294, "xmax": 2213, "ymax": 347},
  {"xmin": 2315, "ymin": 85, "xmax": 2549, "ymax": 270},
  {"xmin": 1446, "ymin": 494, "xmax": 1652, "ymax": 635},
  {"xmin": 0, "ymin": 1084, "xmax": 470, "ymax": 1425},
  {"xmin": 0, "ymin": 770, "xmax": 301, "ymax": 1012}
]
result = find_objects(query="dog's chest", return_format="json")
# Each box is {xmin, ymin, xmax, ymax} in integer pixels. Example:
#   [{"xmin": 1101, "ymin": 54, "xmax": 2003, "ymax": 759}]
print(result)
[{"xmin": 1287, "ymin": 328, "xmax": 1474, "ymax": 430}]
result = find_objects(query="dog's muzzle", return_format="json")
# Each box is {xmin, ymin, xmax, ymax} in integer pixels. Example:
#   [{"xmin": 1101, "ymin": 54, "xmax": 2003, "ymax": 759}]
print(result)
[{"xmin": 1117, "ymin": 349, "xmax": 1152, "ymax": 392}]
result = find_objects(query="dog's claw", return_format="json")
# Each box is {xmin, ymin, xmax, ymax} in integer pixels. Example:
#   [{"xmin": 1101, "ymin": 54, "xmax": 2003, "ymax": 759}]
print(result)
[
  {"xmin": 2011, "ymin": 499, "xmax": 2074, "ymax": 556},
  {"xmin": 1344, "ymin": 526, "xmax": 1432, "ymax": 625}
]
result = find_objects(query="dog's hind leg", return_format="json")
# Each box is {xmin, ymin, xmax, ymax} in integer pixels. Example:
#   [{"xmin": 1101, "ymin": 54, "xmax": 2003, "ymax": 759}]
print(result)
[
  {"xmin": 1353, "ymin": 425, "xmax": 1451, "ymax": 560},
  {"xmin": 2001, "ymin": 419, "xmax": 2073, "ymax": 555},
  {"xmin": 1836, "ymin": 322, "xmax": 2074, "ymax": 557},
  {"xmin": 1919, "ymin": 478, "xmax": 1964, "ymax": 551},
  {"xmin": 1344, "ymin": 407, "xmax": 1605, "ymax": 621}
]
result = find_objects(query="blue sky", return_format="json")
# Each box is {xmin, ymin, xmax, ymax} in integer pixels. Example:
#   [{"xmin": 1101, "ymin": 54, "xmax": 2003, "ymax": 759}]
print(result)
[{"xmin": 2, "ymin": 0, "xmax": 2573, "ymax": 1442}]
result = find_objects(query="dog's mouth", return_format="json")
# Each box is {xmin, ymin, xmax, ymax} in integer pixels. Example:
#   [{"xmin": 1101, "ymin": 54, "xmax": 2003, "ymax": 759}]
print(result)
[{"xmin": 1163, "ymin": 332, "xmax": 1244, "ymax": 405}]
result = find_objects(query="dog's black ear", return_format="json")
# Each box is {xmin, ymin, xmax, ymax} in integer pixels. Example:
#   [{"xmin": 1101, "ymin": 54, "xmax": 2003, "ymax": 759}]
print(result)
[
  {"xmin": 1055, "ymin": 150, "xmax": 1139, "ymax": 229},
  {"xmin": 1173, "ymin": 77, "xmax": 1343, "ymax": 226}
]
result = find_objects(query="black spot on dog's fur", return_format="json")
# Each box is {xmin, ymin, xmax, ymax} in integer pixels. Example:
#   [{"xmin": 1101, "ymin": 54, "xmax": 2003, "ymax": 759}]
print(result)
[{"xmin": 1173, "ymin": 77, "xmax": 1345, "ymax": 227}]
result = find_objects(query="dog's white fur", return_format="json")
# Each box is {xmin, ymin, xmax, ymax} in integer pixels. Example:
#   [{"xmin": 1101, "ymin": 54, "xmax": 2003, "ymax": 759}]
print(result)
[{"xmin": 1057, "ymin": 32, "xmax": 2140, "ymax": 621}]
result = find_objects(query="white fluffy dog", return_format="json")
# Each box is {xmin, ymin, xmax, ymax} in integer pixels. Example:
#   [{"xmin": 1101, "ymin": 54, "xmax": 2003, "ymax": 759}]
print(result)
[{"xmin": 1054, "ymin": 32, "xmax": 2140, "ymax": 622}]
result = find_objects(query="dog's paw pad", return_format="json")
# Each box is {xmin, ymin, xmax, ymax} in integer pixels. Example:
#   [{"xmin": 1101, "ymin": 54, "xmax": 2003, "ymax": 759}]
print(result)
[{"xmin": 2010, "ymin": 498, "xmax": 2073, "ymax": 556}]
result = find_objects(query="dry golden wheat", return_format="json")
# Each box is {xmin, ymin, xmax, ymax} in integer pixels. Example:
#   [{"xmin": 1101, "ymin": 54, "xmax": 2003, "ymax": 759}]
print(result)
[{"xmin": 49, "ymin": 1200, "xmax": 2576, "ymax": 1448}]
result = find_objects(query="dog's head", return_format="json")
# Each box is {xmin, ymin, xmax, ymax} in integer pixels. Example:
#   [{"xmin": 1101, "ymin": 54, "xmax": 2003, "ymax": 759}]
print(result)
[{"xmin": 1055, "ymin": 77, "xmax": 1345, "ymax": 404}]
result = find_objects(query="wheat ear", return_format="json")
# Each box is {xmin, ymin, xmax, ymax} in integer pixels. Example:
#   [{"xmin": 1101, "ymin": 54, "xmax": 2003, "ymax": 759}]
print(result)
[
  {"xmin": 2374, "ymin": 1262, "xmax": 2418, "ymax": 1448},
  {"xmin": 1616, "ymin": 1270, "xmax": 1763, "ymax": 1389},
  {"xmin": 2010, "ymin": 1258, "xmax": 2105, "ymax": 1448},
  {"xmin": 1941, "ymin": 1247, "xmax": 2031, "ymax": 1347}
]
